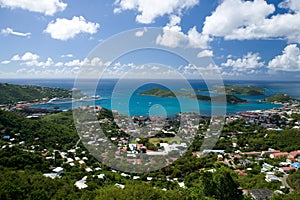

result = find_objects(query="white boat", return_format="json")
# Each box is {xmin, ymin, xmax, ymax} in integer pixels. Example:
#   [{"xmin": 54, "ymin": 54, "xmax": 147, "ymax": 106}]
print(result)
[
  {"xmin": 47, "ymin": 98, "xmax": 76, "ymax": 104},
  {"xmin": 79, "ymin": 95, "xmax": 102, "ymax": 101}
]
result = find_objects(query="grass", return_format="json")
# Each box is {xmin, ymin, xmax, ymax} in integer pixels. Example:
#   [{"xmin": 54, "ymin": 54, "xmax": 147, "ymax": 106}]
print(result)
[{"xmin": 149, "ymin": 136, "xmax": 182, "ymax": 145}]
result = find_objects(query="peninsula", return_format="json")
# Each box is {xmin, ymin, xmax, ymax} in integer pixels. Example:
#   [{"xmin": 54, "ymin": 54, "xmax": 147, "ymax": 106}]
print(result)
[{"xmin": 0, "ymin": 83, "xmax": 83, "ymax": 104}]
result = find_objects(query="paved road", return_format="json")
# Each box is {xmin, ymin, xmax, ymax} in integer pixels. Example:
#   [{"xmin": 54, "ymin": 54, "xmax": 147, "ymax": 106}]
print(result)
[{"xmin": 281, "ymin": 174, "xmax": 294, "ymax": 193}]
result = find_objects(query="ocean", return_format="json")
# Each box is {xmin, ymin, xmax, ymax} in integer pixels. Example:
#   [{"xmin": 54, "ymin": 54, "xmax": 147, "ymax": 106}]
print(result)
[{"xmin": 1, "ymin": 79, "xmax": 299, "ymax": 117}]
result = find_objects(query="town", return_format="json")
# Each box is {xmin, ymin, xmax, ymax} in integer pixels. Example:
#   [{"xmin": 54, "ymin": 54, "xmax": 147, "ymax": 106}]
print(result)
[{"xmin": 1, "ymin": 94, "xmax": 300, "ymax": 199}]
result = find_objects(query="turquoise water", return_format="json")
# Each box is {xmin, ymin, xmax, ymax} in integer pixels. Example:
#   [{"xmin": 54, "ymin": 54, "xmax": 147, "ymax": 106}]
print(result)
[{"xmin": 1, "ymin": 79, "xmax": 298, "ymax": 116}]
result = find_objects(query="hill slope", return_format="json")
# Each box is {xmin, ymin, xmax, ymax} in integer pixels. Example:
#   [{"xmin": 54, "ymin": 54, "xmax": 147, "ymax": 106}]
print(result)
[{"xmin": 0, "ymin": 83, "xmax": 75, "ymax": 104}]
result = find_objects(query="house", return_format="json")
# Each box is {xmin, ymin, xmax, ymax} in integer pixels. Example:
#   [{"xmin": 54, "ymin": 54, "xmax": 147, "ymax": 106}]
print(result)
[
  {"xmin": 52, "ymin": 167, "xmax": 64, "ymax": 176},
  {"xmin": 115, "ymin": 183, "xmax": 125, "ymax": 189},
  {"xmin": 261, "ymin": 163, "xmax": 274, "ymax": 172},
  {"xmin": 289, "ymin": 150, "xmax": 300, "ymax": 159},
  {"xmin": 97, "ymin": 174, "xmax": 105, "ymax": 179},
  {"xmin": 279, "ymin": 167, "xmax": 295, "ymax": 174},
  {"xmin": 43, "ymin": 167, "xmax": 64, "ymax": 179},
  {"xmin": 234, "ymin": 154, "xmax": 242, "ymax": 159},
  {"xmin": 178, "ymin": 182, "xmax": 185, "ymax": 188},
  {"xmin": 261, "ymin": 150, "xmax": 280, "ymax": 156},
  {"xmin": 291, "ymin": 162, "xmax": 300, "ymax": 170},
  {"xmin": 249, "ymin": 188, "xmax": 273, "ymax": 200},
  {"xmin": 235, "ymin": 169, "xmax": 247, "ymax": 176},
  {"xmin": 121, "ymin": 173, "xmax": 130, "ymax": 178},
  {"xmin": 265, "ymin": 174, "xmax": 280, "ymax": 183},
  {"xmin": 270, "ymin": 152, "xmax": 289, "ymax": 159},
  {"xmin": 75, "ymin": 176, "xmax": 88, "ymax": 189},
  {"xmin": 43, "ymin": 173, "xmax": 59, "ymax": 179},
  {"xmin": 3, "ymin": 135, "xmax": 10, "ymax": 140},
  {"xmin": 85, "ymin": 167, "xmax": 93, "ymax": 172},
  {"xmin": 202, "ymin": 149, "xmax": 225, "ymax": 154}
]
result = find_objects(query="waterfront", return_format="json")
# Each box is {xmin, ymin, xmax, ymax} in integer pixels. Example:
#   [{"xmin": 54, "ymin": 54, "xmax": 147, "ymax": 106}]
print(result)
[{"xmin": 1, "ymin": 79, "xmax": 299, "ymax": 116}]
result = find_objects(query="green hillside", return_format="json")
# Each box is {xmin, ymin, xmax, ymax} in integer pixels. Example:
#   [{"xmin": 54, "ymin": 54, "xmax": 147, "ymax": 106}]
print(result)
[
  {"xmin": 262, "ymin": 94, "xmax": 295, "ymax": 103},
  {"xmin": 0, "ymin": 83, "xmax": 76, "ymax": 104}
]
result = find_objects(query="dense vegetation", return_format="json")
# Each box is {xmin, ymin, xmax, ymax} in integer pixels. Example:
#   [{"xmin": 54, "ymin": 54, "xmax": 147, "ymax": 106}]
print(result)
[
  {"xmin": 0, "ymin": 83, "xmax": 83, "ymax": 104},
  {"xmin": 0, "ymin": 109, "xmax": 300, "ymax": 199},
  {"xmin": 287, "ymin": 170, "xmax": 300, "ymax": 191},
  {"xmin": 0, "ymin": 110, "xmax": 78, "ymax": 150},
  {"xmin": 218, "ymin": 119, "xmax": 300, "ymax": 152},
  {"xmin": 139, "ymin": 88, "xmax": 247, "ymax": 104},
  {"xmin": 262, "ymin": 94, "xmax": 295, "ymax": 103},
  {"xmin": 0, "ymin": 110, "xmax": 243, "ymax": 199}
]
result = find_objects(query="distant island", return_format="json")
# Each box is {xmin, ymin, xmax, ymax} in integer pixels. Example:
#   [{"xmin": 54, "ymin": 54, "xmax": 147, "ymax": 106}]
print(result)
[
  {"xmin": 261, "ymin": 94, "xmax": 297, "ymax": 103},
  {"xmin": 0, "ymin": 83, "xmax": 82, "ymax": 104},
  {"xmin": 213, "ymin": 84, "xmax": 265, "ymax": 96},
  {"xmin": 182, "ymin": 84, "xmax": 265, "ymax": 96},
  {"xmin": 139, "ymin": 88, "xmax": 247, "ymax": 104}
]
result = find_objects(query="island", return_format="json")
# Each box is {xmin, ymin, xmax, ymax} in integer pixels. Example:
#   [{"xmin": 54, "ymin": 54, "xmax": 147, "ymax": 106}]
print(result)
[
  {"xmin": 139, "ymin": 88, "xmax": 247, "ymax": 104},
  {"xmin": 214, "ymin": 84, "xmax": 265, "ymax": 96},
  {"xmin": 261, "ymin": 94, "xmax": 296, "ymax": 103}
]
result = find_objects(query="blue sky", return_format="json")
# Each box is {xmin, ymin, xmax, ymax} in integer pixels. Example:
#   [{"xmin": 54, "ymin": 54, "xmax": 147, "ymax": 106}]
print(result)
[{"xmin": 0, "ymin": 0, "xmax": 300, "ymax": 80}]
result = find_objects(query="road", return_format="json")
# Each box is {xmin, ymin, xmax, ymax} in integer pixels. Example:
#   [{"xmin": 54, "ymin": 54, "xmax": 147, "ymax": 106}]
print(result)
[{"xmin": 281, "ymin": 174, "xmax": 294, "ymax": 193}]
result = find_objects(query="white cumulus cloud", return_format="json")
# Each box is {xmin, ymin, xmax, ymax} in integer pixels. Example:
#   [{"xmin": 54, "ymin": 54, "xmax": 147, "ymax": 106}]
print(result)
[
  {"xmin": 114, "ymin": 0, "xmax": 199, "ymax": 24},
  {"xmin": 11, "ymin": 52, "xmax": 39, "ymax": 61},
  {"xmin": 64, "ymin": 57, "xmax": 109, "ymax": 67},
  {"xmin": 61, "ymin": 54, "xmax": 74, "ymax": 58},
  {"xmin": 202, "ymin": 0, "xmax": 274, "ymax": 38},
  {"xmin": 279, "ymin": 0, "xmax": 300, "ymax": 12},
  {"xmin": 0, "ymin": 0, "xmax": 67, "ymax": 16},
  {"xmin": 202, "ymin": 0, "xmax": 300, "ymax": 43},
  {"xmin": 221, "ymin": 52, "xmax": 265, "ymax": 72},
  {"xmin": 135, "ymin": 27, "xmax": 147, "ymax": 37},
  {"xmin": 1, "ymin": 27, "xmax": 31, "ymax": 37},
  {"xmin": 156, "ymin": 15, "xmax": 211, "ymax": 49},
  {"xmin": 44, "ymin": 16, "xmax": 100, "ymax": 41},
  {"xmin": 197, "ymin": 50, "xmax": 213, "ymax": 58},
  {"xmin": 268, "ymin": 44, "xmax": 300, "ymax": 72},
  {"xmin": 24, "ymin": 58, "xmax": 54, "ymax": 68},
  {"xmin": 1, "ymin": 60, "xmax": 10, "ymax": 64}
]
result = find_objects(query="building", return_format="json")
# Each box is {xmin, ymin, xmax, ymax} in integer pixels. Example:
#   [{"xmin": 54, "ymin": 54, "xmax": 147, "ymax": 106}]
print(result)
[
  {"xmin": 270, "ymin": 152, "xmax": 289, "ymax": 159},
  {"xmin": 265, "ymin": 174, "xmax": 280, "ymax": 183},
  {"xmin": 261, "ymin": 150, "xmax": 280, "ymax": 156},
  {"xmin": 291, "ymin": 162, "xmax": 300, "ymax": 170},
  {"xmin": 43, "ymin": 167, "xmax": 64, "ymax": 179},
  {"xmin": 75, "ymin": 176, "xmax": 88, "ymax": 189},
  {"xmin": 261, "ymin": 163, "xmax": 274, "ymax": 172},
  {"xmin": 279, "ymin": 167, "xmax": 295, "ymax": 174},
  {"xmin": 249, "ymin": 188, "xmax": 273, "ymax": 200}
]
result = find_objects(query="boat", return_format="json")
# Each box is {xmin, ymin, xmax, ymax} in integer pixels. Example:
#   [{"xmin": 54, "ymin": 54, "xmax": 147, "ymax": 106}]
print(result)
[
  {"xmin": 79, "ymin": 95, "xmax": 102, "ymax": 101},
  {"xmin": 47, "ymin": 98, "xmax": 76, "ymax": 104}
]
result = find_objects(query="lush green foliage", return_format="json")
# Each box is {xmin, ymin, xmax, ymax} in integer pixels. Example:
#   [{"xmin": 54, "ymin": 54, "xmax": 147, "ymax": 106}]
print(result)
[
  {"xmin": 262, "ymin": 94, "xmax": 295, "ymax": 103},
  {"xmin": 0, "ymin": 110, "xmax": 78, "ymax": 150},
  {"xmin": 287, "ymin": 170, "xmax": 300, "ymax": 191},
  {"xmin": 0, "ymin": 83, "xmax": 76, "ymax": 104}
]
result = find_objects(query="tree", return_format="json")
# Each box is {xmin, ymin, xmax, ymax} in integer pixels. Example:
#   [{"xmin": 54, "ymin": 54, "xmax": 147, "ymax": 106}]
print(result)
[{"xmin": 213, "ymin": 168, "xmax": 243, "ymax": 200}]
